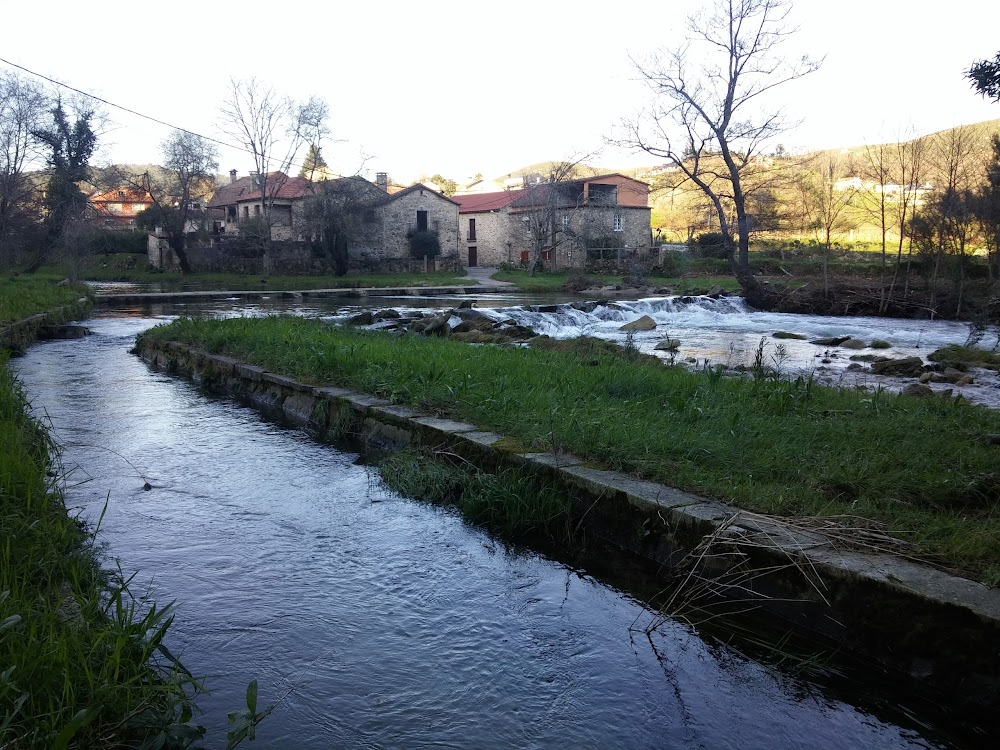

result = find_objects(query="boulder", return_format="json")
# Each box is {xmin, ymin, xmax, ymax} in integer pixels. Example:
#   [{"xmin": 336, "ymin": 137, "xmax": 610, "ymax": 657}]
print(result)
[
  {"xmin": 841, "ymin": 339, "xmax": 867, "ymax": 349},
  {"xmin": 374, "ymin": 309, "xmax": 401, "ymax": 321},
  {"xmin": 706, "ymin": 286, "xmax": 724, "ymax": 297},
  {"xmin": 620, "ymin": 315, "xmax": 657, "ymax": 332},
  {"xmin": 410, "ymin": 314, "xmax": 452, "ymax": 336},
  {"xmin": 452, "ymin": 311, "xmax": 496, "ymax": 334},
  {"xmin": 457, "ymin": 299, "xmax": 475, "ymax": 309},
  {"xmin": 495, "ymin": 324, "xmax": 537, "ymax": 341},
  {"xmin": 810, "ymin": 336, "xmax": 851, "ymax": 346},
  {"xmin": 655, "ymin": 338, "xmax": 681, "ymax": 351},
  {"xmin": 871, "ymin": 356, "xmax": 924, "ymax": 377},
  {"xmin": 901, "ymin": 383, "xmax": 934, "ymax": 398},
  {"xmin": 347, "ymin": 311, "xmax": 374, "ymax": 326}
]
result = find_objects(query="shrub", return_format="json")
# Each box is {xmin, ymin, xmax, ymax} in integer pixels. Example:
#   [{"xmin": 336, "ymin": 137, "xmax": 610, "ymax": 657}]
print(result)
[
  {"xmin": 693, "ymin": 232, "xmax": 731, "ymax": 260},
  {"xmin": 408, "ymin": 230, "xmax": 440, "ymax": 259}
]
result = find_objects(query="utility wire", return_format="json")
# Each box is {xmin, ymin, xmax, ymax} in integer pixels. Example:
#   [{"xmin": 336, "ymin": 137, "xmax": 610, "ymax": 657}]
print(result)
[{"xmin": 0, "ymin": 55, "xmax": 332, "ymax": 177}]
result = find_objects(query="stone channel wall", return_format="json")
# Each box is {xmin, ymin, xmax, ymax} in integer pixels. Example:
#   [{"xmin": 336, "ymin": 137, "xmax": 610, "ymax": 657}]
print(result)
[{"xmin": 136, "ymin": 338, "xmax": 1000, "ymax": 709}]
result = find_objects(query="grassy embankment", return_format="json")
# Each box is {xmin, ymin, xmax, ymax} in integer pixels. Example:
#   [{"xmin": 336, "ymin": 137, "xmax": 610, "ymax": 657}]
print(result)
[
  {"xmin": 41, "ymin": 254, "xmax": 472, "ymax": 291},
  {"xmin": 0, "ymin": 277, "xmax": 206, "ymax": 748},
  {"xmin": 0, "ymin": 275, "xmax": 91, "ymax": 325},
  {"xmin": 139, "ymin": 315, "xmax": 1000, "ymax": 584}
]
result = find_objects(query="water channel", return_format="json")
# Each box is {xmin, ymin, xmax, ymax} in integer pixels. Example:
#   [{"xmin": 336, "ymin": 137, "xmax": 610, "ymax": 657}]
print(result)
[{"xmin": 13, "ymin": 294, "xmax": 989, "ymax": 748}]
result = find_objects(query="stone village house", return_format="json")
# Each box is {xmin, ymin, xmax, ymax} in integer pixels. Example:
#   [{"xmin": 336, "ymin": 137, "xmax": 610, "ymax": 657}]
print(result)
[
  {"xmin": 451, "ymin": 174, "xmax": 652, "ymax": 269},
  {"xmin": 149, "ymin": 171, "xmax": 651, "ymax": 273},
  {"xmin": 149, "ymin": 171, "xmax": 460, "ymax": 272}
]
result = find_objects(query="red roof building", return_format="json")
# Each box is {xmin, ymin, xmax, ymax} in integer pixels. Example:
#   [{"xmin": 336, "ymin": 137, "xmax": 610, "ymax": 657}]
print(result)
[{"xmin": 88, "ymin": 187, "xmax": 155, "ymax": 230}]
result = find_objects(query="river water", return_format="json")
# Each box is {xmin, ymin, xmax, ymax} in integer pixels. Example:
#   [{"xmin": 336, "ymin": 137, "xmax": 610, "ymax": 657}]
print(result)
[{"xmin": 12, "ymin": 296, "xmax": 987, "ymax": 748}]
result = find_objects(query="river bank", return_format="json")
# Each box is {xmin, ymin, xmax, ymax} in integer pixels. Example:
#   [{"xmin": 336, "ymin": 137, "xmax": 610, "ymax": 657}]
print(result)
[
  {"xmin": 134, "ymin": 317, "xmax": 1000, "ymax": 720},
  {"xmin": 0, "ymin": 351, "xmax": 204, "ymax": 748}
]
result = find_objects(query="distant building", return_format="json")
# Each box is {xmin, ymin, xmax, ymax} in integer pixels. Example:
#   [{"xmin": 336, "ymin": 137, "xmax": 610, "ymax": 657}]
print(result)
[{"xmin": 88, "ymin": 187, "xmax": 155, "ymax": 230}]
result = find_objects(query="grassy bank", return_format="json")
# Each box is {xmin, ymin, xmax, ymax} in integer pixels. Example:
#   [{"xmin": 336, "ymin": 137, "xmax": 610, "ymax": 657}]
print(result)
[
  {"xmin": 0, "ymin": 275, "xmax": 91, "ymax": 325},
  {"xmin": 40, "ymin": 255, "xmax": 470, "ymax": 290},
  {"xmin": 0, "ymin": 354, "xmax": 203, "ymax": 748},
  {"xmin": 138, "ymin": 316, "xmax": 1000, "ymax": 584}
]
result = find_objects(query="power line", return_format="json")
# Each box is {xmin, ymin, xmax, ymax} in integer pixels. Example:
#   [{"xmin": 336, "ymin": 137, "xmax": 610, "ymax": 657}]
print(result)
[{"xmin": 0, "ymin": 55, "xmax": 331, "ymax": 177}]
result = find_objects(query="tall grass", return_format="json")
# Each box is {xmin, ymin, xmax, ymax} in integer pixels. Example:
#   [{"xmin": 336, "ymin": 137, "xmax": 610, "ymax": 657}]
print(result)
[
  {"xmin": 0, "ymin": 276, "xmax": 91, "ymax": 325},
  {"xmin": 0, "ymin": 354, "xmax": 204, "ymax": 748},
  {"xmin": 139, "ymin": 316, "xmax": 1000, "ymax": 582}
]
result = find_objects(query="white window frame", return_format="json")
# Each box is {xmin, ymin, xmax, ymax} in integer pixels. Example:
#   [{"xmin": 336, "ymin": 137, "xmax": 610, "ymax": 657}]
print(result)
[{"xmin": 612, "ymin": 212, "xmax": 623, "ymax": 232}]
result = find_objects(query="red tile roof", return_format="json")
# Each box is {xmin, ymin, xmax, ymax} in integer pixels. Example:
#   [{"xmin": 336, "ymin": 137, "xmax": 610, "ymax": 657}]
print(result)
[
  {"xmin": 452, "ymin": 189, "xmax": 523, "ymax": 213},
  {"xmin": 207, "ymin": 172, "xmax": 314, "ymax": 207}
]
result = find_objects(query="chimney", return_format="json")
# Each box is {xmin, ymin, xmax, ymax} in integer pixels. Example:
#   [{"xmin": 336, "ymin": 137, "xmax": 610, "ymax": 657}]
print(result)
[
  {"xmin": 229, "ymin": 169, "xmax": 237, "ymax": 184},
  {"xmin": 376, "ymin": 172, "xmax": 388, "ymax": 192}
]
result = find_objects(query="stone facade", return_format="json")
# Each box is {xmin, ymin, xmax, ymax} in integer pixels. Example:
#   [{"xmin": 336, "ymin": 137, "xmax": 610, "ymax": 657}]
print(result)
[
  {"xmin": 453, "ymin": 174, "xmax": 652, "ymax": 269},
  {"xmin": 198, "ymin": 173, "xmax": 461, "ymax": 271}
]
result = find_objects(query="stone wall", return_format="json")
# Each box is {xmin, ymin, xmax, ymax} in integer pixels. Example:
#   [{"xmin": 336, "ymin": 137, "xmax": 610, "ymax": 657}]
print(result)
[
  {"xmin": 377, "ymin": 188, "xmax": 460, "ymax": 261},
  {"xmin": 147, "ymin": 234, "xmax": 459, "ymax": 275},
  {"xmin": 135, "ymin": 336, "xmax": 1000, "ymax": 711}
]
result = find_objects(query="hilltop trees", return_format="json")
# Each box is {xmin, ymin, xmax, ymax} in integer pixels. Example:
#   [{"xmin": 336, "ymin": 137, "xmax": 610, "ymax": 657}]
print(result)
[{"xmin": 621, "ymin": 0, "xmax": 820, "ymax": 281}]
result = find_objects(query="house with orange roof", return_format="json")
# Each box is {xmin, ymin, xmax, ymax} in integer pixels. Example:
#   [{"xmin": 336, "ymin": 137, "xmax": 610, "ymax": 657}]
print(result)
[
  {"xmin": 204, "ymin": 170, "xmax": 460, "ymax": 265},
  {"xmin": 88, "ymin": 187, "xmax": 155, "ymax": 230},
  {"xmin": 452, "ymin": 173, "xmax": 651, "ymax": 268}
]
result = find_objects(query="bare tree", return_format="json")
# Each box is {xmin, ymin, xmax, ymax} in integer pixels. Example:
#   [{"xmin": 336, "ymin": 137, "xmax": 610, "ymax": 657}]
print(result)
[
  {"xmin": 799, "ymin": 152, "xmax": 856, "ymax": 294},
  {"xmin": 619, "ymin": 0, "xmax": 820, "ymax": 284},
  {"xmin": 122, "ymin": 130, "xmax": 219, "ymax": 273},
  {"xmin": 512, "ymin": 159, "xmax": 592, "ymax": 275},
  {"xmin": 219, "ymin": 78, "xmax": 328, "ymax": 270},
  {"xmin": 0, "ymin": 71, "xmax": 46, "ymax": 263}
]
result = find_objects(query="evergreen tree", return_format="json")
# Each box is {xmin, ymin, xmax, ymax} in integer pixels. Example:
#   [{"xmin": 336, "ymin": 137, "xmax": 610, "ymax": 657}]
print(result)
[
  {"xmin": 968, "ymin": 52, "xmax": 1000, "ymax": 101},
  {"xmin": 29, "ymin": 100, "xmax": 97, "ymax": 270},
  {"xmin": 299, "ymin": 144, "xmax": 328, "ymax": 179}
]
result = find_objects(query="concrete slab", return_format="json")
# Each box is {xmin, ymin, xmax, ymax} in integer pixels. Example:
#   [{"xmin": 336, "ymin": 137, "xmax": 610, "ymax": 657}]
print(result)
[
  {"xmin": 313, "ymin": 386, "xmax": 354, "ymax": 399},
  {"xmin": 371, "ymin": 404, "xmax": 422, "ymax": 420},
  {"xmin": 411, "ymin": 417, "xmax": 478, "ymax": 433},
  {"xmin": 517, "ymin": 452, "xmax": 586, "ymax": 468},
  {"xmin": 458, "ymin": 431, "xmax": 507, "ymax": 447}
]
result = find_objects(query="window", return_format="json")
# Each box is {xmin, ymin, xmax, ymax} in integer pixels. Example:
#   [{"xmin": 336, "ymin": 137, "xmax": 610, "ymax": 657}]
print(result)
[
  {"xmin": 468, "ymin": 218, "xmax": 476, "ymax": 241},
  {"xmin": 612, "ymin": 212, "xmax": 623, "ymax": 232},
  {"xmin": 416, "ymin": 210, "xmax": 428, "ymax": 232},
  {"xmin": 561, "ymin": 215, "xmax": 570, "ymax": 229}
]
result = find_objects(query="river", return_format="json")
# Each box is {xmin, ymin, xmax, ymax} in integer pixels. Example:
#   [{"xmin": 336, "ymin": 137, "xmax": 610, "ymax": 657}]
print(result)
[{"xmin": 11, "ymin": 295, "xmax": 984, "ymax": 748}]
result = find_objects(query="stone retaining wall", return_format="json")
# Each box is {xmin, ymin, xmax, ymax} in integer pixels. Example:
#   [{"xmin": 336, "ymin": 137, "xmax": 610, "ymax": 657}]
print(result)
[{"xmin": 136, "ymin": 338, "xmax": 1000, "ymax": 711}]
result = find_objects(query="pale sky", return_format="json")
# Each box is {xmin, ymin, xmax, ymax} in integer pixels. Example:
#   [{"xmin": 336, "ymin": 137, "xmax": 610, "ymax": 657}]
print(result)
[{"xmin": 3, "ymin": 0, "xmax": 998, "ymax": 185}]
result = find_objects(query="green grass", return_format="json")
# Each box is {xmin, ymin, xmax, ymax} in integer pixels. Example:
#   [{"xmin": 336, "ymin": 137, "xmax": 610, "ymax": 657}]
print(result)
[
  {"xmin": 0, "ymin": 354, "xmax": 204, "ymax": 748},
  {"xmin": 0, "ymin": 276, "xmax": 91, "ymax": 325},
  {"xmin": 40, "ymin": 257, "xmax": 472, "ymax": 291},
  {"xmin": 491, "ymin": 269, "xmax": 623, "ymax": 291},
  {"xmin": 139, "ymin": 316, "xmax": 1000, "ymax": 582}
]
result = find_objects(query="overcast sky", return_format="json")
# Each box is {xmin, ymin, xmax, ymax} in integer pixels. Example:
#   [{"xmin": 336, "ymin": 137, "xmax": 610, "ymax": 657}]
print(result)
[{"xmin": 3, "ymin": 0, "xmax": 998, "ymax": 184}]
